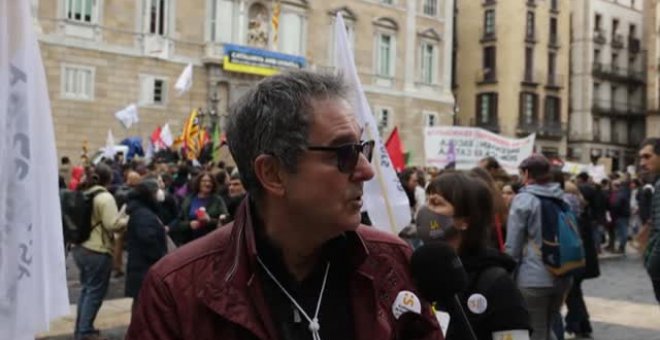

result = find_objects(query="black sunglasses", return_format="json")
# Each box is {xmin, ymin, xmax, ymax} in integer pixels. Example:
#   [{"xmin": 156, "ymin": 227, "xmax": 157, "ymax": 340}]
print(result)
[{"xmin": 307, "ymin": 140, "xmax": 375, "ymax": 173}]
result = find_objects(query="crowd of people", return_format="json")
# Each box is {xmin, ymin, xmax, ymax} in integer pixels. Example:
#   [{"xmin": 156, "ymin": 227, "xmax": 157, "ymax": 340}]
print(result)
[
  {"xmin": 59, "ymin": 154, "xmax": 247, "ymax": 339},
  {"xmin": 56, "ymin": 70, "xmax": 660, "ymax": 340}
]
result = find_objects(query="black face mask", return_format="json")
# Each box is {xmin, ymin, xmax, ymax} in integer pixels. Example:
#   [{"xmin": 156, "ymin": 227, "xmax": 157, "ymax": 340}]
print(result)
[
  {"xmin": 416, "ymin": 207, "xmax": 457, "ymax": 241},
  {"xmin": 427, "ymin": 213, "xmax": 457, "ymax": 240}
]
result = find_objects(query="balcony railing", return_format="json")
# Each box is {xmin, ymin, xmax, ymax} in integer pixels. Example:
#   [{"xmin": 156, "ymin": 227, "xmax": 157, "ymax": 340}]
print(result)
[
  {"xmin": 592, "ymin": 99, "xmax": 646, "ymax": 117},
  {"xmin": 549, "ymin": 34, "xmax": 560, "ymax": 48},
  {"xmin": 516, "ymin": 121, "xmax": 538, "ymax": 136},
  {"xmin": 546, "ymin": 73, "xmax": 564, "ymax": 88},
  {"xmin": 470, "ymin": 118, "xmax": 500, "ymax": 133},
  {"xmin": 476, "ymin": 68, "xmax": 497, "ymax": 84},
  {"xmin": 629, "ymin": 37, "xmax": 641, "ymax": 53},
  {"xmin": 538, "ymin": 122, "xmax": 565, "ymax": 139},
  {"xmin": 480, "ymin": 27, "xmax": 497, "ymax": 42},
  {"xmin": 522, "ymin": 70, "xmax": 543, "ymax": 85},
  {"xmin": 592, "ymin": 63, "xmax": 645, "ymax": 84},
  {"xmin": 593, "ymin": 29, "xmax": 606, "ymax": 44},
  {"xmin": 611, "ymin": 34, "xmax": 624, "ymax": 49}
]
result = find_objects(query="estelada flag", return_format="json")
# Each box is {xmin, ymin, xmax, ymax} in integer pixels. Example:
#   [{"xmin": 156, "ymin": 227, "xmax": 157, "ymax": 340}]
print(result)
[{"xmin": 385, "ymin": 127, "xmax": 405, "ymax": 173}]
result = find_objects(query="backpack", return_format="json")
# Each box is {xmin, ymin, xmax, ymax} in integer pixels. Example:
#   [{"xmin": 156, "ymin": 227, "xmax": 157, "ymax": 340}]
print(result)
[
  {"xmin": 534, "ymin": 195, "xmax": 586, "ymax": 277},
  {"xmin": 60, "ymin": 188, "xmax": 105, "ymax": 244}
]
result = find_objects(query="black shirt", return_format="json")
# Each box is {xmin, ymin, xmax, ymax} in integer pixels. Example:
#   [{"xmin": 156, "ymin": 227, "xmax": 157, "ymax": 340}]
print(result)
[{"xmin": 254, "ymin": 223, "xmax": 356, "ymax": 340}]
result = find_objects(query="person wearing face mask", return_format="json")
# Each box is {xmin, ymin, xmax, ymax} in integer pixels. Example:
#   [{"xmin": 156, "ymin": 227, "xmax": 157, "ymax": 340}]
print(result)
[
  {"xmin": 426, "ymin": 171, "xmax": 531, "ymax": 340},
  {"xmin": 125, "ymin": 178, "xmax": 168, "ymax": 309}
]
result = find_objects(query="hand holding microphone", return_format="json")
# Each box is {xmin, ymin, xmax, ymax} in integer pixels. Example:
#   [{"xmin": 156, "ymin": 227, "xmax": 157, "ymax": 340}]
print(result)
[{"xmin": 411, "ymin": 242, "xmax": 478, "ymax": 340}]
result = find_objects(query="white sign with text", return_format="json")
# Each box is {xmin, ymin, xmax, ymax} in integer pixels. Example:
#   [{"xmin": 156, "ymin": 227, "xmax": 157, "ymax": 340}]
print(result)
[{"xmin": 424, "ymin": 127, "xmax": 536, "ymax": 174}]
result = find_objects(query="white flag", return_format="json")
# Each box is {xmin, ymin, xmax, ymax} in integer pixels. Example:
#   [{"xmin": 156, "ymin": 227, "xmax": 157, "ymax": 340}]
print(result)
[
  {"xmin": 114, "ymin": 103, "xmax": 139, "ymax": 129},
  {"xmin": 160, "ymin": 123, "xmax": 173, "ymax": 147},
  {"xmin": 103, "ymin": 129, "xmax": 116, "ymax": 159},
  {"xmin": 174, "ymin": 63, "xmax": 193, "ymax": 96},
  {"xmin": 334, "ymin": 14, "xmax": 411, "ymax": 234},
  {"xmin": 0, "ymin": 0, "xmax": 70, "ymax": 339}
]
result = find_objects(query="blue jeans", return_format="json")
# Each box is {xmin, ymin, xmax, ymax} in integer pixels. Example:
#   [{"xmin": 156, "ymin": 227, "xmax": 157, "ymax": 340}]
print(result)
[
  {"xmin": 72, "ymin": 246, "xmax": 112, "ymax": 339},
  {"xmin": 615, "ymin": 218, "xmax": 629, "ymax": 252}
]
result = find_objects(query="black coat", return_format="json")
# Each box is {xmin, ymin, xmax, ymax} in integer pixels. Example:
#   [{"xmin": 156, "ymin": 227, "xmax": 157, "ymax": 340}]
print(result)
[
  {"xmin": 125, "ymin": 199, "xmax": 167, "ymax": 299},
  {"xmin": 578, "ymin": 184, "xmax": 601, "ymax": 280},
  {"xmin": 443, "ymin": 248, "xmax": 531, "ymax": 340}
]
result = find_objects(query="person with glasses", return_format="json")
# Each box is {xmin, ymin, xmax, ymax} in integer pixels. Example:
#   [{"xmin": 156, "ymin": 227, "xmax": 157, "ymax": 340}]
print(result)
[{"xmin": 127, "ymin": 71, "xmax": 443, "ymax": 340}]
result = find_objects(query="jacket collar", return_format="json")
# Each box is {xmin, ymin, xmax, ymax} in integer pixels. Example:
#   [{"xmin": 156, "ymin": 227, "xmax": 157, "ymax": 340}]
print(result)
[{"xmin": 197, "ymin": 195, "xmax": 373, "ymax": 340}]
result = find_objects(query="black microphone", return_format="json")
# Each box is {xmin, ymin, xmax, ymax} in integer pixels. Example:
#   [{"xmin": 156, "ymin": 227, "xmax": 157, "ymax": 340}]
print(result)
[{"xmin": 411, "ymin": 242, "xmax": 478, "ymax": 340}]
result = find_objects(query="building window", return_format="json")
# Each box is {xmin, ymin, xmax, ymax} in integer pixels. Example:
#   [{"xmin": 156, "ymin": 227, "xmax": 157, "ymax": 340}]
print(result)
[
  {"xmin": 544, "ymin": 96, "xmax": 561, "ymax": 125},
  {"xmin": 140, "ymin": 75, "xmax": 168, "ymax": 106},
  {"xmin": 594, "ymin": 14, "xmax": 602, "ymax": 30},
  {"xmin": 377, "ymin": 34, "xmax": 394, "ymax": 77},
  {"xmin": 420, "ymin": 43, "xmax": 436, "ymax": 84},
  {"xmin": 483, "ymin": 46, "xmax": 496, "ymax": 81},
  {"xmin": 61, "ymin": 64, "xmax": 94, "ymax": 100},
  {"xmin": 629, "ymin": 24, "xmax": 637, "ymax": 37},
  {"xmin": 550, "ymin": 0, "xmax": 558, "ymax": 11},
  {"xmin": 593, "ymin": 118, "xmax": 601, "ymax": 141},
  {"xmin": 209, "ymin": 0, "xmax": 234, "ymax": 43},
  {"xmin": 477, "ymin": 92, "xmax": 498, "ymax": 125},
  {"xmin": 549, "ymin": 17, "xmax": 558, "ymax": 45},
  {"xmin": 381, "ymin": 0, "xmax": 393, "ymax": 4},
  {"xmin": 423, "ymin": 0, "xmax": 437, "ymax": 16},
  {"xmin": 612, "ymin": 19, "xmax": 619, "ymax": 35},
  {"xmin": 524, "ymin": 47, "xmax": 533, "ymax": 81},
  {"xmin": 526, "ymin": 11, "xmax": 535, "ymax": 40},
  {"xmin": 280, "ymin": 12, "xmax": 304, "ymax": 55},
  {"xmin": 66, "ymin": 0, "xmax": 95, "ymax": 23},
  {"xmin": 548, "ymin": 52, "xmax": 556, "ymax": 79},
  {"xmin": 146, "ymin": 0, "xmax": 167, "ymax": 36},
  {"xmin": 612, "ymin": 53, "xmax": 618, "ymax": 70},
  {"xmin": 424, "ymin": 112, "xmax": 438, "ymax": 127},
  {"xmin": 520, "ymin": 92, "xmax": 538, "ymax": 126},
  {"xmin": 484, "ymin": 9, "xmax": 495, "ymax": 37}
]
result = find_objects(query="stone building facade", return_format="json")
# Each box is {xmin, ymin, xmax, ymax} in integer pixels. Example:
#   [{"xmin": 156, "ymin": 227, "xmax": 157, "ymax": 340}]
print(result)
[{"xmin": 34, "ymin": 0, "xmax": 455, "ymax": 166}]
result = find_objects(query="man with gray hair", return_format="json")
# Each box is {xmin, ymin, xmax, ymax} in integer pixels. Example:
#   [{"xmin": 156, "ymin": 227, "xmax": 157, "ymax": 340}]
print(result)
[{"xmin": 127, "ymin": 71, "xmax": 443, "ymax": 339}]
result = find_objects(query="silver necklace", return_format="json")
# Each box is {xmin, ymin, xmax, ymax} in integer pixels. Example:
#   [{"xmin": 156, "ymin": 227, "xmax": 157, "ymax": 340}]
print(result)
[{"xmin": 256, "ymin": 256, "xmax": 330, "ymax": 340}]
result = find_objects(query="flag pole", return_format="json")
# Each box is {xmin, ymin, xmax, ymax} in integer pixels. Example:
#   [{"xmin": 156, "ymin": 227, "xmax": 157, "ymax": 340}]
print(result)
[{"xmin": 365, "ymin": 127, "xmax": 398, "ymax": 234}]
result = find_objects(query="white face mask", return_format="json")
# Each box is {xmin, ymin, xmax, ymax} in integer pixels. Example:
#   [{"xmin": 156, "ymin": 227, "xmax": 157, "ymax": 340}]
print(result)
[{"xmin": 156, "ymin": 189, "xmax": 166, "ymax": 202}]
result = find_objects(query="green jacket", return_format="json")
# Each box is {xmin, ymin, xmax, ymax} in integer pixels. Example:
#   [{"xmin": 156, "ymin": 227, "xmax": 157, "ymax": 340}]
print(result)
[{"xmin": 170, "ymin": 194, "xmax": 227, "ymax": 246}]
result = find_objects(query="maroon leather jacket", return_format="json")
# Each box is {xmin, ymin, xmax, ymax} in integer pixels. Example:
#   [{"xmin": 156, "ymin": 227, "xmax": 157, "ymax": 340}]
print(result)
[{"xmin": 126, "ymin": 200, "xmax": 443, "ymax": 340}]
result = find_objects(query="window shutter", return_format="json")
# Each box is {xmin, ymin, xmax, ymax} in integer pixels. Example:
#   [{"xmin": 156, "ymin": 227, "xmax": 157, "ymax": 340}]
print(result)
[{"xmin": 217, "ymin": 0, "xmax": 233, "ymax": 43}]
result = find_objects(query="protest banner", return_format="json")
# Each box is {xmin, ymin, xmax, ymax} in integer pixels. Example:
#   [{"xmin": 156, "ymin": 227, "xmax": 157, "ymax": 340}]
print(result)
[{"xmin": 424, "ymin": 127, "xmax": 536, "ymax": 174}]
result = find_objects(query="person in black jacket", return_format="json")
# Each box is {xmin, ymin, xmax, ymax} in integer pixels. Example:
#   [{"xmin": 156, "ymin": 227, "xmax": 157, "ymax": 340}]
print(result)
[
  {"xmin": 609, "ymin": 180, "xmax": 631, "ymax": 253},
  {"xmin": 426, "ymin": 171, "xmax": 531, "ymax": 340},
  {"xmin": 125, "ymin": 179, "xmax": 168, "ymax": 308}
]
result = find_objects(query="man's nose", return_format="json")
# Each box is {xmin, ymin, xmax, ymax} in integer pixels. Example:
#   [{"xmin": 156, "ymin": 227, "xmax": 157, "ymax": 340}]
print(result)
[{"xmin": 351, "ymin": 153, "xmax": 375, "ymax": 182}]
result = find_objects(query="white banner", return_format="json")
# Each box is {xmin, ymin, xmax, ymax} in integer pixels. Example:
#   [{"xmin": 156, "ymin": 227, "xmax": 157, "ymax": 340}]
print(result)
[
  {"xmin": 335, "ymin": 14, "xmax": 411, "ymax": 234},
  {"xmin": 114, "ymin": 103, "xmax": 139, "ymax": 129},
  {"xmin": 175, "ymin": 63, "xmax": 193, "ymax": 97},
  {"xmin": 424, "ymin": 127, "xmax": 536, "ymax": 174},
  {"xmin": 0, "ymin": 0, "xmax": 70, "ymax": 339}
]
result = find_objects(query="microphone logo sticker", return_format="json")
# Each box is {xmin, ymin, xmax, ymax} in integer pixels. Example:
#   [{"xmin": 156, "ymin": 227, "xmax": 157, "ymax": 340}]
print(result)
[
  {"xmin": 391, "ymin": 290, "xmax": 422, "ymax": 319},
  {"xmin": 467, "ymin": 293, "xmax": 488, "ymax": 314}
]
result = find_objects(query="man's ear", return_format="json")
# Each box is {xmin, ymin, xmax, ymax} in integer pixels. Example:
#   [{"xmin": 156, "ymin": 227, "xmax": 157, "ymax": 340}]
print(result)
[{"xmin": 253, "ymin": 154, "xmax": 285, "ymax": 197}]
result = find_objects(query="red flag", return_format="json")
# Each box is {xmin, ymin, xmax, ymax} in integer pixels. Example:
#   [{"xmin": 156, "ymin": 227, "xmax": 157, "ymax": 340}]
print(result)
[{"xmin": 385, "ymin": 127, "xmax": 405, "ymax": 172}]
